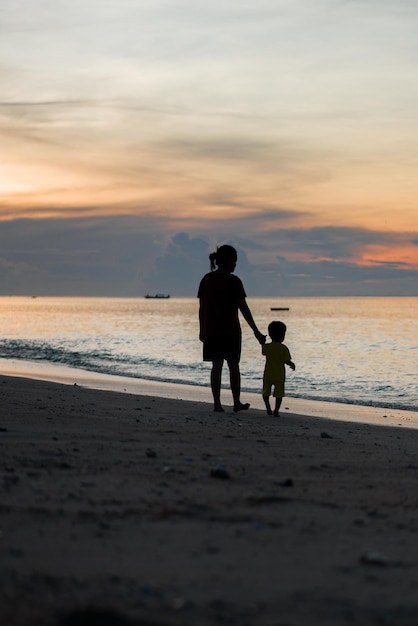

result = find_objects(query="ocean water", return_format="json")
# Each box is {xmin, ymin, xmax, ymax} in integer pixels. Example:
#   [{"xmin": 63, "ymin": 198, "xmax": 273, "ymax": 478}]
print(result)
[{"xmin": 0, "ymin": 296, "xmax": 416, "ymax": 412}]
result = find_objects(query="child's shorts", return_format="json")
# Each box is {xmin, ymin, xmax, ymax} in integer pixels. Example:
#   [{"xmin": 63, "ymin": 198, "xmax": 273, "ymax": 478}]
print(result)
[{"xmin": 262, "ymin": 377, "xmax": 285, "ymax": 398}]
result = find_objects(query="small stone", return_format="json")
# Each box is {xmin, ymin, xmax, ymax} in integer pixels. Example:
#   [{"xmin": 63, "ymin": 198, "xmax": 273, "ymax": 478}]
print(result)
[
  {"xmin": 146, "ymin": 449, "xmax": 157, "ymax": 458},
  {"xmin": 141, "ymin": 583, "xmax": 160, "ymax": 596},
  {"xmin": 210, "ymin": 467, "xmax": 231, "ymax": 479},
  {"xmin": 171, "ymin": 596, "xmax": 187, "ymax": 610},
  {"xmin": 63, "ymin": 607, "xmax": 130, "ymax": 625},
  {"xmin": 321, "ymin": 431, "xmax": 333, "ymax": 439},
  {"xmin": 360, "ymin": 551, "xmax": 389, "ymax": 566},
  {"xmin": 8, "ymin": 548, "xmax": 24, "ymax": 558},
  {"xmin": 275, "ymin": 478, "xmax": 294, "ymax": 488}
]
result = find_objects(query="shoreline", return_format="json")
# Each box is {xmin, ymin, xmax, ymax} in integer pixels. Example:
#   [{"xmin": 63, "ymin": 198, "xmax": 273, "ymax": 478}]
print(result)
[{"xmin": 0, "ymin": 356, "xmax": 417, "ymax": 429}]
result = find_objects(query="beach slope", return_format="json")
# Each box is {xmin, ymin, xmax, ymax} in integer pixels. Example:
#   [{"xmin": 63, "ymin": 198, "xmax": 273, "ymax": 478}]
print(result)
[{"xmin": 1, "ymin": 374, "xmax": 418, "ymax": 626}]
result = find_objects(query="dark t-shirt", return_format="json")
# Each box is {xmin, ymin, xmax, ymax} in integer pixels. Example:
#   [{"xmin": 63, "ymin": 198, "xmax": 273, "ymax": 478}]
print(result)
[{"xmin": 197, "ymin": 271, "xmax": 246, "ymax": 337}]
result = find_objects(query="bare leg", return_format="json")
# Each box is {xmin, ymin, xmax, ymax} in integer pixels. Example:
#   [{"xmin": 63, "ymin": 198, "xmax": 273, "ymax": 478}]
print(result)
[
  {"xmin": 228, "ymin": 360, "xmax": 250, "ymax": 412},
  {"xmin": 263, "ymin": 395, "xmax": 273, "ymax": 415},
  {"xmin": 211, "ymin": 359, "xmax": 224, "ymax": 412},
  {"xmin": 273, "ymin": 397, "xmax": 283, "ymax": 417}
]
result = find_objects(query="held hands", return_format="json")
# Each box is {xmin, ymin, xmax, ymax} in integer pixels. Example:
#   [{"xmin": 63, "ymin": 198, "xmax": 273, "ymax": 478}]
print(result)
[{"xmin": 254, "ymin": 329, "xmax": 266, "ymax": 345}]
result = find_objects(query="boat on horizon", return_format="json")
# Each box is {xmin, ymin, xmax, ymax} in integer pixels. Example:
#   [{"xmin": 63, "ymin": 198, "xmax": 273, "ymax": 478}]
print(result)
[
  {"xmin": 270, "ymin": 306, "xmax": 289, "ymax": 311},
  {"xmin": 144, "ymin": 293, "xmax": 171, "ymax": 299}
]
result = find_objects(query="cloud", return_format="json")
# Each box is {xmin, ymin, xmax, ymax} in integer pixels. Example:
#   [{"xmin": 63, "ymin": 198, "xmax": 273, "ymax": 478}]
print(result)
[
  {"xmin": 272, "ymin": 258, "xmax": 418, "ymax": 297},
  {"xmin": 256, "ymin": 225, "xmax": 418, "ymax": 261},
  {"xmin": 144, "ymin": 229, "xmax": 418, "ymax": 297},
  {"xmin": 0, "ymin": 216, "xmax": 164, "ymax": 296},
  {"xmin": 146, "ymin": 233, "xmax": 262, "ymax": 296},
  {"xmin": 159, "ymin": 136, "xmax": 280, "ymax": 163},
  {"xmin": 0, "ymin": 217, "xmax": 417, "ymax": 296},
  {"xmin": 142, "ymin": 233, "xmax": 210, "ymax": 296}
]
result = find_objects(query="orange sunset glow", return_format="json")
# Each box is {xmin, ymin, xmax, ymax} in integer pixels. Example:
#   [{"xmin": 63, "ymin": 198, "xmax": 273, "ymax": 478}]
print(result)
[{"xmin": 1, "ymin": 0, "xmax": 417, "ymax": 295}]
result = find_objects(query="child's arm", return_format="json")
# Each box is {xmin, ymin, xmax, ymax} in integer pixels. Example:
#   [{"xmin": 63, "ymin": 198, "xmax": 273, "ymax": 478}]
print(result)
[{"xmin": 286, "ymin": 360, "xmax": 296, "ymax": 371}]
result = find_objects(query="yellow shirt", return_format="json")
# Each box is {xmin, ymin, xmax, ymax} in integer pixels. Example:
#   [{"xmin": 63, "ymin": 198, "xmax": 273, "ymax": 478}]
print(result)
[{"xmin": 262, "ymin": 342, "xmax": 291, "ymax": 381}]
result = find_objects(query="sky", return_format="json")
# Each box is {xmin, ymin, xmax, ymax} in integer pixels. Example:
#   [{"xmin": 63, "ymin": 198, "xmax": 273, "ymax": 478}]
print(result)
[{"xmin": 1, "ymin": 0, "xmax": 417, "ymax": 296}]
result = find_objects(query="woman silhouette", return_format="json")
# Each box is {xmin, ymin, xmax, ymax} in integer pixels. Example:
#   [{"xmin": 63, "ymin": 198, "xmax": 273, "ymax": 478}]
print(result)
[{"xmin": 198, "ymin": 245, "xmax": 265, "ymax": 412}]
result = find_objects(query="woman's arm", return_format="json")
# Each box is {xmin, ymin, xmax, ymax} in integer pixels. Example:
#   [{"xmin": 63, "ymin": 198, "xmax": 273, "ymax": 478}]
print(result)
[
  {"xmin": 238, "ymin": 298, "xmax": 265, "ymax": 344},
  {"xmin": 198, "ymin": 301, "xmax": 204, "ymax": 342}
]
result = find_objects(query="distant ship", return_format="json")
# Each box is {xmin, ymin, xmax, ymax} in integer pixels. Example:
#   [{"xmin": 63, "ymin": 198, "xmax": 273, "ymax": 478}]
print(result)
[
  {"xmin": 270, "ymin": 307, "xmax": 289, "ymax": 311},
  {"xmin": 144, "ymin": 293, "xmax": 171, "ymax": 299}
]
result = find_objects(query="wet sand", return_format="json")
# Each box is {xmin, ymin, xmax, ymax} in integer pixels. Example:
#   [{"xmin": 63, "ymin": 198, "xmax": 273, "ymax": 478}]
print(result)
[{"xmin": 1, "ymin": 373, "xmax": 418, "ymax": 626}]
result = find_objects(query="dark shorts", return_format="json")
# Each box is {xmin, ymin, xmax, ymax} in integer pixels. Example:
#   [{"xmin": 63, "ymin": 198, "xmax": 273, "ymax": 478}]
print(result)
[{"xmin": 202, "ymin": 334, "xmax": 241, "ymax": 363}]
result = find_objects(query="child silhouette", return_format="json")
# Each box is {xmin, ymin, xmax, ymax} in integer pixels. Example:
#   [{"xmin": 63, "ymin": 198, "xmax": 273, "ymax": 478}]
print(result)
[{"xmin": 262, "ymin": 321, "xmax": 295, "ymax": 416}]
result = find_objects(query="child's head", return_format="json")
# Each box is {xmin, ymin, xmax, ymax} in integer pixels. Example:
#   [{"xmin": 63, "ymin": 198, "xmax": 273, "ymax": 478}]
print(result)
[{"xmin": 268, "ymin": 321, "xmax": 286, "ymax": 342}]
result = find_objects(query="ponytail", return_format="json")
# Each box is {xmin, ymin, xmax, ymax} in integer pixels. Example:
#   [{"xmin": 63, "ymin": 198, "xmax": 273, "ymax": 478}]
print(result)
[{"xmin": 209, "ymin": 251, "xmax": 218, "ymax": 271}]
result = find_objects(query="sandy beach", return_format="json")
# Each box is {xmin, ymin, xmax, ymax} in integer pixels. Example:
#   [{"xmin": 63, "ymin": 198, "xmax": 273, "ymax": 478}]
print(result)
[{"xmin": 1, "ymin": 373, "xmax": 418, "ymax": 626}]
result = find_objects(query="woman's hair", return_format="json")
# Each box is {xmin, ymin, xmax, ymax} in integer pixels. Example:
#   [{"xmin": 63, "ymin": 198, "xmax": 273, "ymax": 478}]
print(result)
[
  {"xmin": 268, "ymin": 321, "xmax": 286, "ymax": 342},
  {"xmin": 209, "ymin": 245, "xmax": 238, "ymax": 271}
]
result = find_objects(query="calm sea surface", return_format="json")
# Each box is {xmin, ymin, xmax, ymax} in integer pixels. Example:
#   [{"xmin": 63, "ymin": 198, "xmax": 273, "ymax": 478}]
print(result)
[{"xmin": 0, "ymin": 296, "xmax": 416, "ymax": 412}]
